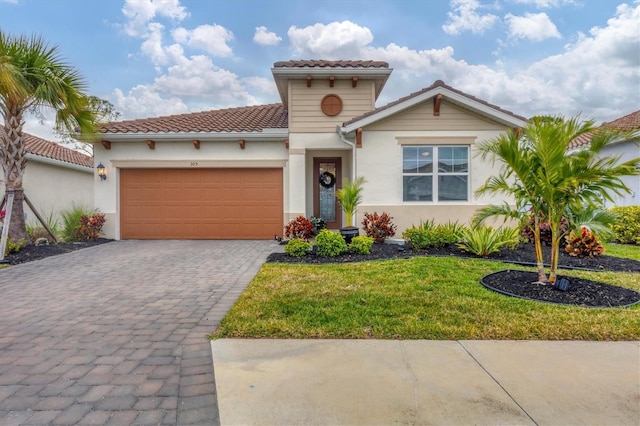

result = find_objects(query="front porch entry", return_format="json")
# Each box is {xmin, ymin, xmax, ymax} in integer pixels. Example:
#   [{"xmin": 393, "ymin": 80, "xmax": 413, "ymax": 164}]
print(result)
[{"xmin": 313, "ymin": 157, "xmax": 342, "ymax": 229}]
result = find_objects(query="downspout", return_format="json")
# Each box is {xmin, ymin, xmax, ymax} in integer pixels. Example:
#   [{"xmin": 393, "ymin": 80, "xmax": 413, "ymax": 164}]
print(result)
[{"xmin": 337, "ymin": 125, "xmax": 356, "ymax": 180}]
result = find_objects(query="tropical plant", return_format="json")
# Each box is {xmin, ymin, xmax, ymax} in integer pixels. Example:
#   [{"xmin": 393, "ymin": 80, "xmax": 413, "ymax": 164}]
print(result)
[
  {"xmin": 309, "ymin": 216, "xmax": 326, "ymax": 233},
  {"xmin": 60, "ymin": 205, "xmax": 93, "ymax": 242},
  {"xmin": 284, "ymin": 216, "xmax": 314, "ymax": 241},
  {"xmin": 565, "ymin": 226, "xmax": 605, "ymax": 257},
  {"xmin": 335, "ymin": 176, "xmax": 366, "ymax": 227},
  {"xmin": 457, "ymin": 226, "xmax": 520, "ymax": 257},
  {"xmin": 361, "ymin": 212, "xmax": 396, "ymax": 243},
  {"xmin": 78, "ymin": 213, "xmax": 105, "ymax": 241},
  {"xmin": 402, "ymin": 219, "xmax": 464, "ymax": 249},
  {"xmin": 314, "ymin": 229, "xmax": 348, "ymax": 257},
  {"xmin": 284, "ymin": 238, "xmax": 312, "ymax": 257},
  {"xmin": 475, "ymin": 114, "xmax": 640, "ymax": 284},
  {"xmin": 0, "ymin": 32, "xmax": 98, "ymax": 245}
]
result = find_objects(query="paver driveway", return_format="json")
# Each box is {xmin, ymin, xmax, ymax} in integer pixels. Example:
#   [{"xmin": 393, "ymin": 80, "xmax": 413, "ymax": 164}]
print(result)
[{"xmin": 0, "ymin": 240, "xmax": 279, "ymax": 425}]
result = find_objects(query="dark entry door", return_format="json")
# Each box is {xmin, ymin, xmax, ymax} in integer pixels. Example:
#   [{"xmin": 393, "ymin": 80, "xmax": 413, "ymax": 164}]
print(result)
[{"xmin": 313, "ymin": 158, "xmax": 342, "ymax": 229}]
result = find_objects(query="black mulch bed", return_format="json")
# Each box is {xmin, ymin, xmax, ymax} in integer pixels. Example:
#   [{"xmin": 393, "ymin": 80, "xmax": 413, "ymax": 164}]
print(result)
[
  {"xmin": 267, "ymin": 242, "xmax": 640, "ymax": 308},
  {"xmin": 2, "ymin": 238, "xmax": 113, "ymax": 265}
]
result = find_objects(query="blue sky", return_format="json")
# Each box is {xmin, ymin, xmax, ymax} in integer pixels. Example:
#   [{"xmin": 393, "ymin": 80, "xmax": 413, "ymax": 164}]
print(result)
[{"xmin": 1, "ymin": 0, "xmax": 639, "ymax": 142}]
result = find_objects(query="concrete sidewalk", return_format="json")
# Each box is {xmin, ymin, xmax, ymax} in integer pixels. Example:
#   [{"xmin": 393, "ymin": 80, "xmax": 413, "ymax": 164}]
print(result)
[{"xmin": 212, "ymin": 339, "xmax": 640, "ymax": 425}]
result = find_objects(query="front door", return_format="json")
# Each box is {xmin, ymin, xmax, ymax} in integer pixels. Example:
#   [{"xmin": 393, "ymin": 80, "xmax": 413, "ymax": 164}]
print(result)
[{"xmin": 313, "ymin": 158, "xmax": 342, "ymax": 229}]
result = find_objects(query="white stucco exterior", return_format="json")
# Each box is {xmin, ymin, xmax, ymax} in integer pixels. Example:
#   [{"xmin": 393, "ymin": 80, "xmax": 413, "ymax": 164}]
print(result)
[
  {"xmin": 1, "ymin": 156, "xmax": 93, "ymax": 227},
  {"xmin": 600, "ymin": 141, "xmax": 640, "ymax": 207}
]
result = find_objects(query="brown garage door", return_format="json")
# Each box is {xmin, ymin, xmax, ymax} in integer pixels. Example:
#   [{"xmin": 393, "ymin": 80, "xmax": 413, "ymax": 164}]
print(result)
[{"xmin": 120, "ymin": 168, "xmax": 283, "ymax": 239}]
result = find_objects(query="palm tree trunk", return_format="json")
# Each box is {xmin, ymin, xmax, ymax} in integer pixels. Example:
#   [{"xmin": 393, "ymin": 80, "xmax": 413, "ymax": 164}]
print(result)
[
  {"xmin": 533, "ymin": 221, "xmax": 548, "ymax": 283},
  {"xmin": 1, "ymin": 108, "xmax": 30, "ymax": 244},
  {"xmin": 549, "ymin": 234, "xmax": 560, "ymax": 285}
]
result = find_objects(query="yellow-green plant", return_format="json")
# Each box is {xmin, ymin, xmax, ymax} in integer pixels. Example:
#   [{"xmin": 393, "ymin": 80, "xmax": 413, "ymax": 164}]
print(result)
[{"xmin": 336, "ymin": 176, "xmax": 366, "ymax": 227}]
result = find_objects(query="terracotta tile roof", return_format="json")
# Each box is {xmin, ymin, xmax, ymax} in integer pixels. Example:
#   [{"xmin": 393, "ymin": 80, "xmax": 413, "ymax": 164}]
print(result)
[
  {"xmin": 273, "ymin": 60, "xmax": 389, "ymax": 69},
  {"xmin": 343, "ymin": 80, "xmax": 526, "ymax": 126},
  {"xmin": 24, "ymin": 133, "xmax": 93, "ymax": 168},
  {"xmin": 568, "ymin": 109, "xmax": 640, "ymax": 149},
  {"xmin": 101, "ymin": 104, "xmax": 288, "ymax": 135}
]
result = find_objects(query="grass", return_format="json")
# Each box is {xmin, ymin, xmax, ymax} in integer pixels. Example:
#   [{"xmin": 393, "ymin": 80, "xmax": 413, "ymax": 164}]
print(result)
[
  {"xmin": 603, "ymin": 242, "xmax": 640, "ymax": 261},
  {"xmin": 212, "ymin": 250, "xmax": 640, "ymax": 340}
]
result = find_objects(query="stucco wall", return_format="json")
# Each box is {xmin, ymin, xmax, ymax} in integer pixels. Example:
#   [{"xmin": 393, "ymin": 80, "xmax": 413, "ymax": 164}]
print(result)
[
  {"xmin": 600, "ymin": 141, "xmax": 640, "ymax": 207},
  {"xmin": 0, "ymin": 159, "xmax": 94, "ymax": 228}
]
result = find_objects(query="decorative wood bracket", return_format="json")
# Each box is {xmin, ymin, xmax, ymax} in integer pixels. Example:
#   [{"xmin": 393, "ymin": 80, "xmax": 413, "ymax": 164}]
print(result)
[
  {"xmin": 192, "ymin": 139, "xmax": 200, "ymax": 150},
  {"xmin": 434, "ymin": 94, "xmax": 443, "ymax": 116},
  {"xmin": 356, "ymin": 128, "xmax": 363, "ymax": 148},
  {"xmin": 329, "ymin": 76, "xmax": 335, "ymax": 87},
  {"xmin": 101, "ymin": 140, "xmax": 111, "ymax": 150},
  {"xmin": 284, "ymin": 139, "xmax": 289, "ymax": 149},
  {"xmin": 306, "ymin": 75, "xmax": 312, "ymax": 87},
  {"xmin": 352, "ymin": 76, "xmax": 358, "ymax": 88},
  {"xmin": 146, "ymin": 140, "xmax": 155, "ymax": 150},
  {"xmin": 238, "ymin": 139, "xmax": 245, "ymax": 149}
]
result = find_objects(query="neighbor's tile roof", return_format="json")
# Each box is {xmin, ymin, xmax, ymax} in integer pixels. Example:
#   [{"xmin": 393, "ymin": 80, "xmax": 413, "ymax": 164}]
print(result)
[
  {"xmin": 273, "ymin": 60, "xmax": 389, "ymax": 69},
  {"xmin": 343, "ymin": 80, "xmax": 527, "ymax": 126},
  {"xmin": 568, "ymin": 109, "xmax": 640, "ymax": 149},
  {"xmin": 101, "ymin": 104, "xmax": 288, "ymax": 134},
  {"xmin": 25, "ymin": 133, "xmax": 93, "ymax": 168}
]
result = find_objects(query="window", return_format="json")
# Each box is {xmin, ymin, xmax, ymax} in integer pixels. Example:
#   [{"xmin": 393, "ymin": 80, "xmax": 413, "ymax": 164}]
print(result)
[{"xmin": 403, "ymin": 146, "xmax": 469, "ymax": 202}]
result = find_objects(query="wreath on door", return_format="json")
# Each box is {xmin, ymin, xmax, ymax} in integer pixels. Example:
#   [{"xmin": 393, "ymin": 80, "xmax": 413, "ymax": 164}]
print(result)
[{"xmin": 319, "ymin": 171, "xmax": 336, "ymax": 188}]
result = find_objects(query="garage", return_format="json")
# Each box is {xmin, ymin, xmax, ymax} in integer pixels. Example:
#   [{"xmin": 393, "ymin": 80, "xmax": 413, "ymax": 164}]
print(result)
[{"xmin": 120, "ymin": 168, "xmax": 283, "ymax": 240}]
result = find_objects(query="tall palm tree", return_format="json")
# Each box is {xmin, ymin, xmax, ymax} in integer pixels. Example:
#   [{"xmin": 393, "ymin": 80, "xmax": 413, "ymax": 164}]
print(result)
[
  {"xmin": 476, "ymin": 115, "xmax": 640, "ymax": 285},
  {"xmin": 0, "ymin": 32, "xmax": 97, "ymax": 244}
]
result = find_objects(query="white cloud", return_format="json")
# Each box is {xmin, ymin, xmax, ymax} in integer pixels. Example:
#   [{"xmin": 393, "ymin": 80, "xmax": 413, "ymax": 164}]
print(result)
[
  {"xmin": 122, "ymin": 0, "xmax": 188, "ymax": 37},
  {"xmin": 171, "ymin": 24, "xmax": 234, "ymax": 57},
  {"xmin": 253, "ymin": 26, "xmax": 282, "ymax": 46},
  {"xmin": 243, "ymin": 76, "xmax": 279, "ymax": 99},
  {"xmin": 288, "ymin": 21, "xmax": 373, "ymax": 58},
  {"xmin": 513, "ymin": 0, "xmax": 576, "ymax": 8},
  {"xmin": 442, "ymin": 0, "xmax": 499, "ymax": 35},
  {"xmin": 113, "ymin": 85, "xmax": 189, "ymax": 119},
  {"xmin": 505, "ymin": 12, "xmax": 561, "ymax": 41}
]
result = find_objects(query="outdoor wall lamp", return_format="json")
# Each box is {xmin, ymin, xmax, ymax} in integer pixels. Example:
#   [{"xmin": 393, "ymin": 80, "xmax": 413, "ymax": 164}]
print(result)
[{"xmin": 97, "ymin": 163, "xmax": 107, "ymax": 181}]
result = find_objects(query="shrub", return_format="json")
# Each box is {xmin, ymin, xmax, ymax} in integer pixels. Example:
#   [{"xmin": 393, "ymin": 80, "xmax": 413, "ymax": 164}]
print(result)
[
  {"xmin": 284, "ymin": 216, "xmax": 314, "ymax": 241},
  {"xmin": 361, "ymin": 212, "xmax": 396, "ymax": 243},
  {"xmin": 284, "ymin": 238, "xmax": 312, "ymax": 257},
  {"xmin": 78, "ymin": 214, "xmax": 106, "ymax": 241},
  {"xmin": 402, "ymin": 219, "xmax": 464, "ymax": 249},
  {"xmin": 61, "ymin": 205, "xmax": 93, "ymax": 242},
  {"xmin": 609, "ymin": 206, "xmax": 640, "ymax": 244},
  {"xmin": 315, "ymin": 229, "xmax": 348, "ymax": 257},
  {"xmin": 521, "ymin": 209, "xmax": 569, "ymax": 247},
  {"xmin": 349, "ymin": 235, "xmax": 374, "ymax": 254},
  {"xmin": 565, "ymin": 226, "xmax": 605, "ymax": 257},
  {"xmin": 4, "ymin": 239, "xmax": 27, "ymax": 256},
  {"xmin": 309, "ymin": 216, "xmax": 326, "ymax": 233},
  {"xmin": 26, "ymin": 226, "xmax": 56, "ymax": 244},
  {"xmin": 457, "ymin": 226, "xmax": 520, "ymax": 257}
]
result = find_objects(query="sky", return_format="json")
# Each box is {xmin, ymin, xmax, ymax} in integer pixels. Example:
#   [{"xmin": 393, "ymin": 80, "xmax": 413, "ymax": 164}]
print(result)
[{"xmin": 1, "ymin": 0, "xmax": 639, "ymax": 143}]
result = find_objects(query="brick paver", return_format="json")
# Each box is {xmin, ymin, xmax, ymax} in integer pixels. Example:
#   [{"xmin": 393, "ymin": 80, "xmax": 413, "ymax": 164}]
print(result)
[{"xmin": 0, "ymin": 240, "xmax": 279, "ymax": 425}]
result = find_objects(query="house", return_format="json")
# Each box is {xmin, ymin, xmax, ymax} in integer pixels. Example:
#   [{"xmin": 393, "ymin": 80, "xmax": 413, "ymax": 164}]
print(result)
[
  {"xmin": 569, "ymin": 109, "xmax": 640, "ymax": 207},
  {"xmin": 96, "ymin": 60, "xmax": 526, "ymax": 240},
  {"xmin": 0, "ymin": 133, "xmax": 94, "ymax": 227}
]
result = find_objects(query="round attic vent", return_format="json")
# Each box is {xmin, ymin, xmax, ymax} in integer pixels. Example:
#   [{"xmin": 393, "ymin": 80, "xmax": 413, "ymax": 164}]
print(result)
[{"xmin": 320, "ymin": 94, "xmax": 343, "ymax": 116}]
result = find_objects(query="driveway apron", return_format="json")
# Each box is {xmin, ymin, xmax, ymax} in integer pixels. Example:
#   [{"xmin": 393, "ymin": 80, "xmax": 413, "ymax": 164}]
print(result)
[{"xmin": 0, "ymin": 240, "xmax": 278, "ymax": 425}]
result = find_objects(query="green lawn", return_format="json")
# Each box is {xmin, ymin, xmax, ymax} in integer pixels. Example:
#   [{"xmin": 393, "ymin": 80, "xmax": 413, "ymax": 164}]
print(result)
[
  {"xmin": 212, "ymin": 246, "xmax": 640, "ymax": 341},
  {"xmin": 604, "ymin": 242, "xmax": 640, "ymax": 261}
]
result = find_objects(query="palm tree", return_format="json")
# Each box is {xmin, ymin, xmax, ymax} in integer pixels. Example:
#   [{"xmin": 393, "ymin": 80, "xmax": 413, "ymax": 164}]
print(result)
[
  {"xmin": 476, "ymin": 115, "xmax": 640, "ymax": 285},
  {"xmin": 0, "ymin": 32, "xmax": 97, "ymax": 244}
]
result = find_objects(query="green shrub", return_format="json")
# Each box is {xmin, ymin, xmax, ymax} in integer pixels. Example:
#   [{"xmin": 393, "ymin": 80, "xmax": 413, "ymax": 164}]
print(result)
[
  {"xmin": 4, "ymin": 239, "xmax": 27, "ymax": 256},
  {"xmin": 315, "ymin": 229, "xmax": 348, "ymax": 257},
  {"xmin": 284, "ymin": 238, "xmax": 312, "ymax": 257},
  {"xmin": 361, "ymin": 212, "xmax": 396, "ymax": 243},
  {"xmin": 457, "ymin": 226, "xmax": 520, "ymax": 257},
  {"xmin": 609, "ymin": 206, "xmax": 640, "ymax": 244},
  {"xmin": 61, "ymin": 205, "xmax": 93, "ymax": 242},
  {"xmin": 349, "ymin": 235, "xmax": 374, "ymax": 254},
  {"xmin": 565, "ymin": 226, "xmax": 605, "ymax": 257},
  {"xmin": 402, "ymin": 219, "xmax": 464, "ymax": 249}
]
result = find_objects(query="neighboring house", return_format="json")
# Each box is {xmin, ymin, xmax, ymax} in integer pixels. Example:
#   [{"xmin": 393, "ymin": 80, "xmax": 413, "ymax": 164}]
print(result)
[
  {"xmin": 97, "ymin": 60, "xmax": 526, "ymax": 240},
  {"xmin": 569, "ymin": 110, "xmax": 640, "ymax": 207},
  {"xmin": 0, "ymin": 133, "xmax": 94, "ymax": 227}
]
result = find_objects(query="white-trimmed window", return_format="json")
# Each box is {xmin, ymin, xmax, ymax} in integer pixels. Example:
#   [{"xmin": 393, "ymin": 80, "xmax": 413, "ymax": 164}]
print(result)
[{"xmin": 402, "ymin": 146, "xmax": 469, "ymax": 202}]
